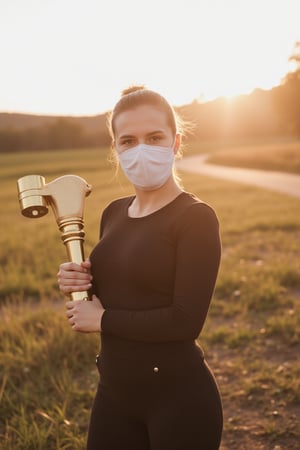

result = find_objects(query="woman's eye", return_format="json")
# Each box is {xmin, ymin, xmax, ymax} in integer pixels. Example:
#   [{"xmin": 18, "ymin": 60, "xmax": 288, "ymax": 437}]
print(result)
[
  {"xmin": 120, "ymin": 139, "xmax": 134, "ymax": 146},
  {"xmin": 149, "ymin": 136, "xmax": 161, "ymax": 143}
]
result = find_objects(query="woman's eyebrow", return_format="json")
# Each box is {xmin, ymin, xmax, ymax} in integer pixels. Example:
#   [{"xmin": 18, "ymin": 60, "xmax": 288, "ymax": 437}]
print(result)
[
  {"xmin": 118, "ymin": 134, "xmax": 135, "ymax": 140},
  {"xmin": 146, "ymin": 130, "xmax": 166, "ymax": 136},
  {"xmin": 118, "ymin": 130, "xmax": 165, "ymax": 140}
]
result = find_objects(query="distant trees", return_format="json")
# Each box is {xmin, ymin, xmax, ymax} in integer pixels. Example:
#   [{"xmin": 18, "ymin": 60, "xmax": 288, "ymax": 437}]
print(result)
[
  {"xmin": 273, "ymin": 42, "xmax": 300, "ymax": 136},
  {"xmin": 0, "ymin": 117, "xmax": 111, "ymax": 152},
  {"xmin": 45, "ymin": 118, "xmax": 85, "ymax": 149},
  {"xmin": 0, "ymin": 127, "xmax": 21, "ymax": 152},
  {"xmin": 181, "ymin": 42, "xmax": 300, "ymax": 140},
  {"xmin": 177, "ymin": 89, "xmax": 282, "ymax": 142}
]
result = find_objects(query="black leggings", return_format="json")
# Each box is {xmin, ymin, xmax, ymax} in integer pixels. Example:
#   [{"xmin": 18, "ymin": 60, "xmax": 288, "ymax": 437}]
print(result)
[{"xmin": 87, "ymin": 356, "xmax": 223, "ymax": 450}]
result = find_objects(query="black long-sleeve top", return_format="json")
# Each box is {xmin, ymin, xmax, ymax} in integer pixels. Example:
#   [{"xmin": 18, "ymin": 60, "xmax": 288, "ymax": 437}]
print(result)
[{"xmin": 89, "ymin": 192, "xmax": 221, "ymax": 371}]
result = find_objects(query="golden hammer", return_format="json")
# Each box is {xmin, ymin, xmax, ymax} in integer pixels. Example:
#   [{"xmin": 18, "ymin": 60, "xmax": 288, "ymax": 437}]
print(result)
[{"xmin": 17, "ymin": 174, "xmax": 92, "ymax": 301}]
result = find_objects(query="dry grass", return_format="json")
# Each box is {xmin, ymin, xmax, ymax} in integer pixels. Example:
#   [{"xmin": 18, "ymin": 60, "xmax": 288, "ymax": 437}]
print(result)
[{"xmin": 0, "ymin": 143, "xmax": 300, "ymax": 449}]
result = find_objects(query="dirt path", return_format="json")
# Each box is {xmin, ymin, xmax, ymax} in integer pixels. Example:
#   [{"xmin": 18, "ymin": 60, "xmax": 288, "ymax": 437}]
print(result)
[{"xmin": 176, "ymin": 154, "xmax": 300, "ymax": 199}]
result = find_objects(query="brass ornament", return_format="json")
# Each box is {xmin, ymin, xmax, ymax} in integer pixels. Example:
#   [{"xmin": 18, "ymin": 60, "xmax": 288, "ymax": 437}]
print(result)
[{"xmin": 17, "ymin": 174, "xmax": 92, "ymax": 301}]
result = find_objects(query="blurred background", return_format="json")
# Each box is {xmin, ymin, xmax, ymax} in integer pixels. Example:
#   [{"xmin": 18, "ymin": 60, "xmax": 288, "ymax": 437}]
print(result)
[
  {"xmin": 1, "ymin": 1, "xmax": 300, "ymax": 450},
  {"xmin": 0, "ymin": 0, "xmax": 300, "ymax": 150}
]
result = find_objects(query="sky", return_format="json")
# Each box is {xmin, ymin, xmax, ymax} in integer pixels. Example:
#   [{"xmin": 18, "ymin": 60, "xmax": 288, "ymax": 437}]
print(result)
[{"xmin": 0, "ymin": 0, "xmax": 299, "ymax": 116}]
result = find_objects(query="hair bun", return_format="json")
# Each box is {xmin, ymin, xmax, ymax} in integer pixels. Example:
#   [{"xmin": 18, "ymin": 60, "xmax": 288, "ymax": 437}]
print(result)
[{"xmin": 121, "ymin": 85, "xmax": 147, "ymax": 97}]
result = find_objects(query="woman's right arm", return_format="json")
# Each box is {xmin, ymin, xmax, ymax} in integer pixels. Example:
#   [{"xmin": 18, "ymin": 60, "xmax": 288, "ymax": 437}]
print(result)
[{"xmin": 57, "ymin": 260, "xmax": 93, "ymax": 296}]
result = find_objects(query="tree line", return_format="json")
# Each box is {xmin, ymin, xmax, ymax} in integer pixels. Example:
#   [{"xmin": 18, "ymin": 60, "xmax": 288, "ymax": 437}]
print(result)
[
  {"xmin": 0, "ymin": 116, "xmax": 111, "ymax": 152},
  {"xmin": 0, "ymin": 43, "xmax": 299, "ymax": 153}
]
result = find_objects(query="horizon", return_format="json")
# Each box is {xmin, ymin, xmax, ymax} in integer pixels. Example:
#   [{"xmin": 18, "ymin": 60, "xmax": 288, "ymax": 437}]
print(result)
[
  {"xmin": 1, "ymin": 0, "xmax": 299, "ymax": 116},
  {"xmin": 0, "ymin": 84, "xmax": 280, "ymax": 119}
]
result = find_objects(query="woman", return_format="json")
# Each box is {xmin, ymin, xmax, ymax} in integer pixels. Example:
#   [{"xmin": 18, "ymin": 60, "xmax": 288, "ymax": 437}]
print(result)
[{"xmin": 57, "ymin": 86, "xmax": 223, "ymax": 450}]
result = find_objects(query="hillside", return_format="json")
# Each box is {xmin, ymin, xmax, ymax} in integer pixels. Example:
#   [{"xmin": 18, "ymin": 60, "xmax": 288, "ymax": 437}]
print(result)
[
  {"xmin": 0, "ymin": 85, "xmax": 298, "ymax": 152},
  {"xmin": 0, "ymin": 111, "xmax": 107, "ymax": 133}
]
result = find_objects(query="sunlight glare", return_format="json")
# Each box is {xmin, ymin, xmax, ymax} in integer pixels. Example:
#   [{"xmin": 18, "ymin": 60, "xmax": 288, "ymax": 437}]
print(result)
[{"xmin": 0, "ymin": 0, "xmax": 299, "ymax": 115}]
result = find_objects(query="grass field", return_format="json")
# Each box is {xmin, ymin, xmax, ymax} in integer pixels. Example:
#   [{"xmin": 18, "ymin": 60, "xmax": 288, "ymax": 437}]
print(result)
[
  {"xmin": 206, "ymin": 139, "xmax": 300, "ymax": 174},
  {"xmin": 0, "ymin": 142, "xmax": 300, "ymax": 449}
]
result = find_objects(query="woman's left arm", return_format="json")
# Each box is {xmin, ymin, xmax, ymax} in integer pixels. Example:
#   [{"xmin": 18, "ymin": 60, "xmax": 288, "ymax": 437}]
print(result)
[{"xmin": 100, "ymin": 204, "xmax": 221, "ymax": 342}]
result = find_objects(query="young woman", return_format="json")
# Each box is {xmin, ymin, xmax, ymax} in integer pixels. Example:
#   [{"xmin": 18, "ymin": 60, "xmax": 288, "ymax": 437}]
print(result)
[{"xmin": 57, "ymin": 86, "xmax": 223, "ymax": 450}]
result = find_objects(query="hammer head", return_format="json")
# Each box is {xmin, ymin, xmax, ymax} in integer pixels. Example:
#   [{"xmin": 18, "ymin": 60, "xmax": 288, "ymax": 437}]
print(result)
[{"xmin": 17, "ymin": 175, "xmax": 49, "ymax": 218}]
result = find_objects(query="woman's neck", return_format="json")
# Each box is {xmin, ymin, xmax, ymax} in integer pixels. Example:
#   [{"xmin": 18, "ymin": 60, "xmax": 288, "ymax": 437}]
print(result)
[{"xmin": 128, "ymin": 177, "xmax": 183, "ymax": 218}]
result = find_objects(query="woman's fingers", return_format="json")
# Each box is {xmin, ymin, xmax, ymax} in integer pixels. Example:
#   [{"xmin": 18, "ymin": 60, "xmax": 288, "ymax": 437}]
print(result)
[
  {"xmin": 60, "ymin": 282, "xmax": 92, "ymax": 294},
  {"xmin": 57, "ymin": 261, "xmax": 92, "ymax": 294},
  {"xmin": 65, "ymin": 298, "xmax": 104, "ymax": 333},
  {"xmin": 81, "ymin": 259, "xmax": 91, "ymax": 270},
  {"xmin": 58, "ymin": 270, "xmax": 92, "ymax": 283},
  {"xmin": 58, "ymin": 261, "xmax": 89, "ymax": 275}
]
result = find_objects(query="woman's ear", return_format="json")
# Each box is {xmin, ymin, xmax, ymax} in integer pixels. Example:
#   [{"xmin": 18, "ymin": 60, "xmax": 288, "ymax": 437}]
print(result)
[{"xmin": 173, "ymin": 133, "xmax": 181, "ymax": 155}]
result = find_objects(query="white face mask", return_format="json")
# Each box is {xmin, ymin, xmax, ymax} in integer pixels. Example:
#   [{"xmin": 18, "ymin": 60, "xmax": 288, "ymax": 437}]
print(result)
[{"xmin": 118, "ymin": 143, "xmax": 175, "ymax": 191}]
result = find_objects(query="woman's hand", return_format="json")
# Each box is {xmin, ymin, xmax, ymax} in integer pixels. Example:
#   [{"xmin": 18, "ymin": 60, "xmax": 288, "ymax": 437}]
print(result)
[
  {"xmin": 57, "ymin": 260, "xmax": 92, "ymax": 295},
  {"xmin": 66, "ymin": 295, "xmax": 105, "ymax": 333}
]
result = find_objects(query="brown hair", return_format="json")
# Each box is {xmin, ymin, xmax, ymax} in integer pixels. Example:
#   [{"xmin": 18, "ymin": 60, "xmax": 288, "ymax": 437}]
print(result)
[{"xmin": 107, "ymin": 85, "xmax": 184, "ymax": 140}]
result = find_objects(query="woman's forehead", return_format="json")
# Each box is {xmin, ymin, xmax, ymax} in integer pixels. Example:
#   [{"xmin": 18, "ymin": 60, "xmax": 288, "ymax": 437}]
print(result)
[{"xmin": 114, "ymin": 105, "xmax": 171, "ymax": 137}]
